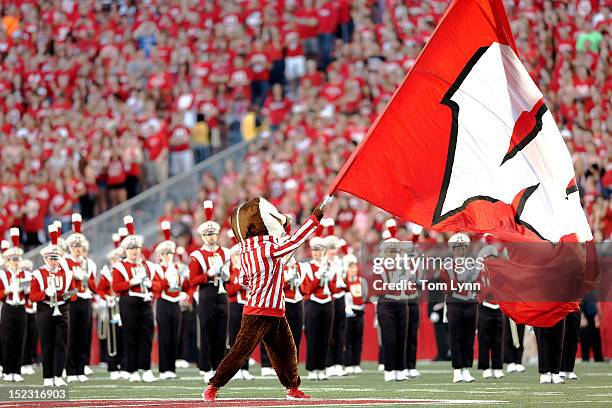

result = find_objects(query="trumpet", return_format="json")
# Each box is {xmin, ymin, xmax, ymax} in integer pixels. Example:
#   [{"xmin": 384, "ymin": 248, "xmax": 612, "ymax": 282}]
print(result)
[
  {"xmin": 320, "ymin": 258, "xmax": 332, "ymax": 296},
  {"xmin": 135, "ymin": 259, "xmax": 152, "ymax": 301},
  {"xmin": 48, "ymin": 274, "xmax": 61, "ymax": 317}
]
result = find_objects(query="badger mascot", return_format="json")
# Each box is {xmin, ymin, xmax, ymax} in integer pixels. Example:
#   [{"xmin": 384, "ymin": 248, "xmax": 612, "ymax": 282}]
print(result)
[{"xmin": 203, "ymin": 197, "xmax": 324, "ymax": 401}]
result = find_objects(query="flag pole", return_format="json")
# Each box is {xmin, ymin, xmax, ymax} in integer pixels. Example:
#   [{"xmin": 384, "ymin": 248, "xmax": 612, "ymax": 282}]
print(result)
[{"xmin": 320, "ymin": 195, "xmax": 333, "ymax": 210}]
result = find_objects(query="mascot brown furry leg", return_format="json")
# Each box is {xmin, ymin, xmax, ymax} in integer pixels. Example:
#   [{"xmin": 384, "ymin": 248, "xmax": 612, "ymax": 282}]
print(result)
[{"xmin": 203, "ymin": 197, "xmax": 324, "ymax": 401}]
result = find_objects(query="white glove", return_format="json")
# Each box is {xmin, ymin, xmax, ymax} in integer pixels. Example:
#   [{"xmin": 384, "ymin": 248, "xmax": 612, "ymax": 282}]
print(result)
[
  {"xmin": 143, "ymin": 279, "xmax": 152, "ymax": 289},
  {"xmin": 430, "ymin": 312, "xmax": 440, "ymax": 323},
  {"xmin": 73, "ymin": 268, "xmax": 85, "ymax": 281},
  {"xmin": 129, "ymin": 276, "xmax": 143, "ymax": 286},
  {"xmin": 207, "ymin": 267, "xmax": 220, "ymax": 277},
  {"xmin": 45, "ymin": 287, "xmax": 55, "ymax": 297},
  {"xmin": 346, "ymin": 308, "xmax": 355, "ymax": 318},
  {"xmin": 4, "ymin": 285, "xmax": 12, "ymax": 294}
]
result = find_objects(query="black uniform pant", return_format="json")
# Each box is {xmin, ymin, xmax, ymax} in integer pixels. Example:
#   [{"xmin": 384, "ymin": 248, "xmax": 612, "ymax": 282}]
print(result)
[
  {"xmin": 179, "ymin": 308, "xmax": 198, "ymax": 363},
  {"xmin": 286, "ymin": 301, "xmax": 304, "ymax": 354},
  {"xmin": 119, "ymin": 296, "xmax": 154, "ymax": 373},
  {"xmin": 580, "ymin": 315, "xmax": 603, "ymax": 361},
  {"xmin": 447, "ymin": 301, "xmax": 477, "ymax": 369},
  {"xmin": 534, "ymin": 319, "xmax": 564, "ymax": 374},
  {"xmin": 106, "ymin": 323, "xmax": 126, "ymax": 372},
  {"xmin": 503, "ymin": 316, "xmax": 525, "ymax": 364},
  {"xmin": 377, "ymin": 300, "xmax": 407, "ymax": 371},
  {"xmin": 304, "ymin": 300, "xmax": 333, "ymax": 371},
  {"xmin": 67, "ymin": 298, "xmax": 91, "ymax": 376},
  {"xmin": 157, "ymin": 299, "xmax": 181, "ymax": 373},
  {"xmin": 197, "ymin": 285, "xmax": 228, "ymax": 372},
  {"xmin": 345, "ymin": 309, "xmax": 364, "ymax": 367},
  {"xmin": 23, "ymin": 312, "xmax": 38, "ymax": 366},
  {"xmin": 327, "ymin": 296, "xmax": 346, "ymax": 367},
  {"xmin": 228, "ymin": 302, "xmax": 248, "ymax": 371},
  {"xmin": 0, "ymin": 304, "xmax": 27, "ymax": 374},
  {"xmin": 477, "ymin": 305, "xmax": 503, "ymax": 370},
  {"xmin": 260, "ymin": 301, "xmax": 305, "ymax": 369},
  {"xmin": 36, "ymin": 303, "xmax": 70, "ymax": 378},
  {"xmin": 561, "ymin": 310, "xmax": 580, "ymax": 372},
  {"xmin": 405, "ymin": 301, "xmax": 419, "ymax": 369}
]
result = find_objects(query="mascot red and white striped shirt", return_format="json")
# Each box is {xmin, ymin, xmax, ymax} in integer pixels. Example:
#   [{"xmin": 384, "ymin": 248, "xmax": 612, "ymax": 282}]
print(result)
[{"xmin": 239, "ymin": 215, "xmax": 319, "ymax": 317}]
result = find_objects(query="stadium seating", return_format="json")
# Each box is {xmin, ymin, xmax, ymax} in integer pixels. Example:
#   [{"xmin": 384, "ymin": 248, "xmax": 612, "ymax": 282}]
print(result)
[{"xmin": 0, "ymin": 0, "xmax": 609, "ymax": 251}]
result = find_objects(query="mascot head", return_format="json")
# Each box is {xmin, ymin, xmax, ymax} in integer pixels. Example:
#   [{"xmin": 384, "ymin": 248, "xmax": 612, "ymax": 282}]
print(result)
[{"xmin": 231, "ymin": 197, "xmax": 292, "ymax": 242}]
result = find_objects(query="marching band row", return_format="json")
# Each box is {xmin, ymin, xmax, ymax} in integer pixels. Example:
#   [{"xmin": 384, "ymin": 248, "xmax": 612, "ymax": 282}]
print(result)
[{"xmin": 0, "ymin": 203, "xmax": 582, "ymax": 386}]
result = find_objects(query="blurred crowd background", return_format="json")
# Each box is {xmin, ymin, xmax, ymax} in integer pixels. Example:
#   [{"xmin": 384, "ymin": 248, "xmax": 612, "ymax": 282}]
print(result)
[{"xmin": 0, "ymin": 0, "xmax": 609, "ymax": 252}]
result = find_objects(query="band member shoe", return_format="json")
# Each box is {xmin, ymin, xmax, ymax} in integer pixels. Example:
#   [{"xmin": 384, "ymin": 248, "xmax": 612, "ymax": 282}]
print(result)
[
  {"xmin": 493, "ymin": 370, "xmax": 505, "ymax": 379},
  {"xmin": 307, "ymin": 371, "xmax": 318, "ymax": 380},
  {"xmin": 345, "ymin": 366, "xmax": 355, "ymax": 374},
  {"xmin": 203, "ymin": 385, "xmax": 218, "ymax": 401},
  {"xmin": 175, "ymin": 360, "xmax": 189, "ymax": 368},
  {"xmin": 13, "ymin": 374, "xmax": 24, "ymax": 382},
  {"xmin": 261, "ymin": 367, "xmax": 276, "ymax": 377},
  {"xmin": 241, "ymin": 370, "xmax": 254, "ymax": 380},
  {"xmin": 384, "ymin": 371, "xmax": 396, "ymax": 382},
  {"xmin": 84, "ymin": 366, "xmax": 93, "ymax": 375},
  {"xmin": 78, "ymin": 375, "xmax": 89, "ymax": 382},
  {"xmin": 203, "ymin": 370, "xmax": 214, "ymax": 383},
  {"xmin": 395, "ymin": 370, "xmax": 409, "ymax": 381},
  {"xmin": 336, "ymin": 365, "xmax": 347, "ymax": 376},
  {"xmin": 3, "ymin": 374, "xmax": 14, "ymax": 382},
  {"xmin": 286, "ymin": 388, "xmax": 312, "ymax": 399},
  {"xmin": 43, "ymin": 378, "xmax": 54, "ymax": 387},
  {"xmin": 67, "ymin": 375, "xmax": 79, "ymax": 383},
  {"xmin": 110, "ymin": 371, "xmax": 121, "ymax": 380},
  {"xmin": 559, "ymin": 371, "xmax": 567, "ymax": 378},
  {"xmin": 354, "ymin": 366, "xmax": 363, "ymax": 374},
  {"xmin": 317, "ymin": 370, "xmax": 328, "ymax": 380},
  {"xmin": 120, "ymin": 371, "xmax": 130, "ymax": 380},
  {"xmin": 142, "ymin": 370, "xmax": 158, "ymax": 382},
  {"xmin": 231, "ymin": 370, "xmax": 244, "ymax": 381},
  {"xmin": 453, "ymin": 369, "xmax": 464, "ymax": 383},
  {"xmin": 539, "ymin": 373, "xmax": 552, "ymax": 384},
  {"xmin": 461, "ymin": 368, "xmax": 476, "ymax": 382},
  {"xmin": 567, "ymin": 372, "xmax": 578, "ymax": 380},
  {"xmin": 160, "ymin": 371, "xmax": 174, "ymax": 380},
  {"xmin": 551, "ymin": 373, "xmax": 565, "ymax": 384},
  {"xmin": 515, "ymin": 364, "xmax": 526, "ymax": 372},
  {"xmin": 54, "ymin": 377, "xmax": 67, "ymax": 387},
  {"xmin": 408, "ymin": 369, "xmax": 420, "ymax": 378},
  {"xmin": 506, "ymin": 363, "xmax": 516, "ymax": 373},
  {"xmin": 129, "ymin": 372, "xmax": 141, "ymax": 382},
  {"xmin": 482, "ymin": 369, "xmax": 493, "ymax": 379}
]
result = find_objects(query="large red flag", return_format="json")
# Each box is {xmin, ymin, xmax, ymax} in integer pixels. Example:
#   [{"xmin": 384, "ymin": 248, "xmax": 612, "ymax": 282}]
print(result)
[{"xmin": 328, "ymin": 0, "xmax": 596, "ymax": 326}]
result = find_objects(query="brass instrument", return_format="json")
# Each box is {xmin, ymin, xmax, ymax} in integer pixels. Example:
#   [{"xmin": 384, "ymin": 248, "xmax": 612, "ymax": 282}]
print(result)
[
  {"xmin": 320, "ymin": 257, "xmax": 332, "ymax": 296},
  {"xmin": 135, "ymin": 258, "xmax": 152, "ymax": 301},
  {"xmin": 285, "ymin": 262, "xmax": 300, "ymax": 290},
  {"xmin": 48, "ymin": 272, "xmax": 61, "ymax": 317}
]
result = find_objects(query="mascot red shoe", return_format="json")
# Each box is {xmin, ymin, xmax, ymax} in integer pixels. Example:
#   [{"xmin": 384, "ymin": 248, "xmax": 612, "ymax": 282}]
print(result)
[{"xmin": 203, "ymin": 197, "xmax": 323, "ymax": 401}]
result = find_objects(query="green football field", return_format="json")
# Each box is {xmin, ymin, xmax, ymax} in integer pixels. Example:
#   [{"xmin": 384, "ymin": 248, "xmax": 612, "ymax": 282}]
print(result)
[{"xmin": 0, "ymin": 361, "xmax": 610, "ymax": 407}]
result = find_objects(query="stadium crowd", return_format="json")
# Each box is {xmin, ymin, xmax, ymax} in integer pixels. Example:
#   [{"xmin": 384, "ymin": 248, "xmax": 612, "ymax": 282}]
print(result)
[{"xmin": 0, "ymin": 0, "xmax": 610, "ymax": 252}]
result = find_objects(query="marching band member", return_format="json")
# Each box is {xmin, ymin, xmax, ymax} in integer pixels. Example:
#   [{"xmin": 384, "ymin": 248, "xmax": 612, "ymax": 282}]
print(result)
[
  {"xmin": 320, "ymin": 219, "xmax": 348, "ymax": 377},
  {"xmin": 225, "ymin": 244, "xmax": 254, "ymax": 381},
  {"xmin": 64, "ymin": 213, "xmax": 96, "ymax": 383},
  {"xmin": 112, "ymin": 216, "xmax": 160, "ymax": 383},
  {"xmin": 535, "ymin": 320, "xmax": 565, "ymax": 384},
  {"xmin": 189, "ymin": 201, "xmax": 230, "ymax": 383},
  {"xmin": 0, "ymin": 229, "xmax": 28, "ymax": 382},
  {"xmin": 154, "ymin": 221, "xmax": 189, "ymax": 380},
  {"xmin": 301, "ymin": 236, "xmax": 336, "ymax": 380},
  {"xmin": 504, "ymin": 317, "xmax": 526, "ymax": 373},
  {"xmin": 403, "ymin": 232, "xmax": 422, "ymax": 379},
  {"xmin": 442, "ymin": 233, "xmax": 479, "ymax": 383},
  {"xmin": 560, "ymin": 310, "xmax": 581, "ymax": 380},
  {"xmin": 30, "ymin": 224, "xmax": 76, "ymax": 387},
  {"xmin": 343, "ymin": 254, "xmax": 367, "ymax": 374},
  {"xmin": 375, "ymin": 228, "xmax": 409, "ymax": 382},
  {"xmin": 476, "ymin": 245, "xmax": 504, "ymax": 379},
  {"xmin": 20, "ymin": 259, "xmax": 38, "ymax": 376},
  {"xmin": 96, "ymin": 234, "xmax": 127, "ymax": 380}
]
